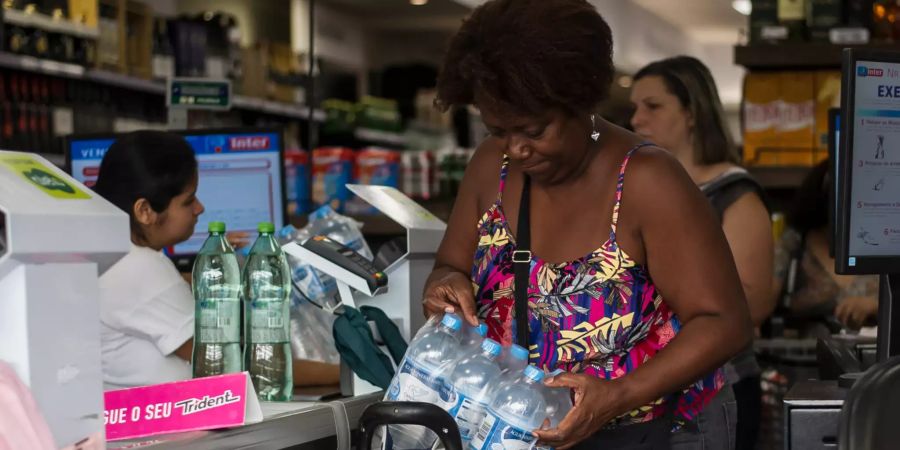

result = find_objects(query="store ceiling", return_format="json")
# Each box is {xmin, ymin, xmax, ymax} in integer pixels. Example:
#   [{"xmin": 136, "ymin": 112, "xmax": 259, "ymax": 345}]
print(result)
[
  {"xmin": 326, "ymin": 0, "xmax": 469, "ymax": 19},
  {"xmin": 454, "ymin": 0, "xmax": 747, "ymax": 44},
  {"xmin": 325, "ymin": 0, "xmax": 469, "ymax": 31},
  {"xmin": 630, "ymin": 0, "xmax": 746, "ymax": 43}
]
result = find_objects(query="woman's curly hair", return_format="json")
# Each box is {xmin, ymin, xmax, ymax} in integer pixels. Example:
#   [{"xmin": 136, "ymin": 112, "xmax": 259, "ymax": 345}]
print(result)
[{"xmin": 435, "ymin": 0, "xmax": 614, "ymax": 116}]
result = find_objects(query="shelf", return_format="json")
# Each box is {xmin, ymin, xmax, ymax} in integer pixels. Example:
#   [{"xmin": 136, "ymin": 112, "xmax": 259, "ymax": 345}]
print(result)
[
  {"xmin": 85, "ymin": 69, "xmax": 165, "ymax": 94},
  {"xmin": 233, "ymin": 95, "xmax": 325, "ymax": 121},
  {"xmin": 734, "ymin": 42, "xmax": 900, "ymax": 69},
  {"xmin": 4, "ymin": 9, "xmax": 100, "ymax": 40},
  {"xmin": 748, "ymin": 166, "xmax": 812, "ymax": 189},
  {"xmin": 0, "ymin": 51, "xmax": 84, "ymax": 77},
  {"xmin": 354, "ymin": 128, "xmax": 407, "ymax": 146},
  {"xmin": 0, "ymin": 51, "xmax": 325, "ymax": 121}
]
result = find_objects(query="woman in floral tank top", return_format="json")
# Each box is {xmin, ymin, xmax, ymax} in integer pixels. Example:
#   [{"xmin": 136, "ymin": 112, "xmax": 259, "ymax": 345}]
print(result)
[{"xmin": 423, "ymin": 1, "xmax": 752, "ymax": 449}]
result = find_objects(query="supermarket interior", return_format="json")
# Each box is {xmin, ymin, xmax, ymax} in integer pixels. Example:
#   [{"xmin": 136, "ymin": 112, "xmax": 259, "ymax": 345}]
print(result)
[{"xmin": 1, "ymin": 0, "xmax": 900, "ymax": 449}]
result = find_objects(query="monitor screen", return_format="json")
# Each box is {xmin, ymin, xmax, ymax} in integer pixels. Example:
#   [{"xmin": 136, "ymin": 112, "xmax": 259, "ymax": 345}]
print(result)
[
  {"xmin": 836, "ymin": 50, "xmax": 900, "ymax": 274},
  {"xmin": 67, "ymin": 129, "xmax": 286, "ymax": 263}
]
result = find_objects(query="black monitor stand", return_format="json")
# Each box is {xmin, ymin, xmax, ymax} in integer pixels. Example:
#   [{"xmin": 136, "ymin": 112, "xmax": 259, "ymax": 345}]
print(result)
[{"xmin": 877, "ymin": 274, "xmax": 900, "ymax": 362}]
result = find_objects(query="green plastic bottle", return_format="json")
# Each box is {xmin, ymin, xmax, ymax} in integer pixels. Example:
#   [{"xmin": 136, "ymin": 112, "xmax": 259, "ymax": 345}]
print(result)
[
  {"xmin": 191, "ymin": 221, "xmax": 242, "ymax": 378},
  {"xmin": 243, "ymin": 222, "xmax": 293, "ymax": 400}
]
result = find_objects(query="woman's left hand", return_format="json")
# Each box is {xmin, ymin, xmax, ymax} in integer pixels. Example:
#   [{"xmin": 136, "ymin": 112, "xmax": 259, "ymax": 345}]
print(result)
[{"xmin": 532, "ymin": 373, "xmax": 628, "ymax": 450}]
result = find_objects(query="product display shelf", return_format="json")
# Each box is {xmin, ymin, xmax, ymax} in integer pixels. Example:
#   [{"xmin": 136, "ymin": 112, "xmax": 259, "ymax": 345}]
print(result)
[
  {"xmin": 734, "ymin": 42, "xmax": 900, "ymax": 70},
  {"xmin": 0, "ymin": 51, "xmax": 325, "ymax": 121}
]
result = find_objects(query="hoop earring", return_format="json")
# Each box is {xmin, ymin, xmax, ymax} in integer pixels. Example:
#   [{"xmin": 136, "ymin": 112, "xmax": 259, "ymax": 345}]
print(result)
[{"xmin": 590, "ymin": 114, "xmax": 600, "ymax": 142}]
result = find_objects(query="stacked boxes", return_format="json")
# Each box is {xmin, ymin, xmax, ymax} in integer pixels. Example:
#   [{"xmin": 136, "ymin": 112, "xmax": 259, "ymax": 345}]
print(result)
[{"xmin": 743, "ymin": 70, "xmax": 839, "ymax": 166}]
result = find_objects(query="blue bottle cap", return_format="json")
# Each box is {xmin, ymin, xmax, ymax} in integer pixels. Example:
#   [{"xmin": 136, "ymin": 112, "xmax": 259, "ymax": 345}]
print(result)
[
  {"xmin": 481, "ymin": 338, "xmax": 502, "ymax": 357},
  {"xmin": 476, "ymin": 323, "xmax": 488, "ymax": 337},
  {"xmin": 309, "ymin": 205, "xmax": 334, "ymax": 221},
  {"xmin": 441, "ymin": 313, "xmax": 463, "ymax": 332},
  {"xmin": 278, "ymin": 225, "xmax": 298, "ymax": 239},
  {"xmin": 524, "ymin": 365, "xmax": 545, "ymax": 382},
  {"xmin": 510, "ymin": 344, "xmax": 529, "ymax": 361}
]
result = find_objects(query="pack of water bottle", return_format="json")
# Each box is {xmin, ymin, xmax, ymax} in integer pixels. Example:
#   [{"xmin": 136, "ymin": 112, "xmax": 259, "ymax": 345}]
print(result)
[
  {"xmin": 192, "ymin": 221, "xmax": 293, "ymax": 401},
  {"xmin": 383, "ymin": 312, "xmax": 574, "ymax": 450},
  {"xmin": 275, "ymin": 205, "xmax": 374, "ymax": 307}
]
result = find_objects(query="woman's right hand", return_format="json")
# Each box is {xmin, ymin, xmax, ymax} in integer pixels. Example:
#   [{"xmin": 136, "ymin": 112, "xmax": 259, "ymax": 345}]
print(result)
[{"xmin": 422, "ymin": 269, "xmax": 479, "ymax": 326}]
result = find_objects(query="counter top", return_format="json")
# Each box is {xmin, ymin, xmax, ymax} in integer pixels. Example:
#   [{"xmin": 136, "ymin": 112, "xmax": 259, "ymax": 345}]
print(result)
[
  {"xmin": 108, "ymin": 392, "xmax": 382, "ymax": 450},
  {"xmin": 784, "ymin": 380, "xmax": 848, "ymax": 407}
]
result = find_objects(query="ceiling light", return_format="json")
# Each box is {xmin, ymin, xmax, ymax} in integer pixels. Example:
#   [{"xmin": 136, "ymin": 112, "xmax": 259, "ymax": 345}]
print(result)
[
  {"xmin": 732, "ymin": 0, "xmax": 752, "ymax": 16},
  {"xmin": 410, "ymin": 0, "xmax": 428, "ymax": 5},
  {"xmin": 617, "ymin": 75, "xmax": 633, "ymax": 89}
]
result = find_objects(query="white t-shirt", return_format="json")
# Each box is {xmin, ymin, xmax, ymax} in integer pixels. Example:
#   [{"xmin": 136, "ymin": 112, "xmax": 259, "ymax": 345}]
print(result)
[{"xmin": 99, "ymin": 244, "xmax": 193, "ymax": 390}]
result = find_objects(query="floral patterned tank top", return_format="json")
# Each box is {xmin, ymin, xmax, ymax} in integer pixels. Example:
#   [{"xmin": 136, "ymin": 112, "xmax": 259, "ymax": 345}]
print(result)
[{"xmin": 471, "ymin": 144, "xmax": 724, "ymax": 425}]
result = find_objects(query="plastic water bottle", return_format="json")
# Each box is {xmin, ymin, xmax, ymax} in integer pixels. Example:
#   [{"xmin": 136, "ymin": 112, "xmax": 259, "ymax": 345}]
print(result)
[
  {"xmin": 191, "ymin": 221, "xmax": 242, "ymax": 378},
  {"xmin": 385, "ymin": 313, "xmax": 463, "ymax": 449},
  {"xmin": 243, "ymin": 222, "xmax": 293, "ymax": 401},
  {"xmin": 387, "ymin": 313, "xmax": 462, "ymax": 403},
  {"xmin": 544, "ymin": 369, "xmax": 573, "ymax": 427},
  {"xmin": 459, "ymin": 323, "xmax": 488, "ymax": 354},
  {"xmin": 446, "ymin": 338, "xmax": 503, "ymax": 442},
  {"xmin": 307, "ymin": 205, "xmax": 374, "ymax": 260},
  {"xmin": 470, "ymin": 366, "xmax": 547, "ymax": 450},
  {"xmin": 498, "ymin": 344, "xmax": 529, "ymax": 382},
  {"xmin": 276, "ymin": 224, "xmax": 336, "ymax": 306},
  {"xmin": 532, "ymin": 369, "xmax": 574, "ymax": 450}
]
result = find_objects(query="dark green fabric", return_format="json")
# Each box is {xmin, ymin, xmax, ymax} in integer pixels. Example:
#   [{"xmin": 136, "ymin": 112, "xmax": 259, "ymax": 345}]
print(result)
[
  {"xmin": 332, "ymin": 306, "xmax": 407, "ymax": 390},
  {"xmin": 360, "ymin": 305, "xmax": 408, "ymax": 363}
]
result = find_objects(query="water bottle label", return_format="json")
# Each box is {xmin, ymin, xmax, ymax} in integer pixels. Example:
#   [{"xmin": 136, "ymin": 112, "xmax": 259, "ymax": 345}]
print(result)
[
  {"xmin": 470, "ymin": 412, "xmax": 537, "ymax": 450},
  {"xmin": 197, "ymin": 298, "xmax": 240, "ymax": 343},
  {"xmin": 386, "ymin": 358, "xmax": 449, "ymax": 405},
  {"xmin": 447, "ymin": 392, "xmax": 489, "ymax": 442},
  {"xmin": 249, "ymin": 299, "xmax": 287, "ymax": 343}
]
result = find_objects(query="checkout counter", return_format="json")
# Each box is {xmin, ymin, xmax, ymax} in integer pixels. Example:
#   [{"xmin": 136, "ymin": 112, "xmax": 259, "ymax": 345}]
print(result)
[
  {"xmin": 782, "ymin": 334, "xmax": 875, "ymax": 450},
  {"xmin": 0, "ymin": 152, "xmax": 445, "ymax": 448},
  {"xmin": 109, "ymin": 391, "xmax": 382, "ymax": 450}
]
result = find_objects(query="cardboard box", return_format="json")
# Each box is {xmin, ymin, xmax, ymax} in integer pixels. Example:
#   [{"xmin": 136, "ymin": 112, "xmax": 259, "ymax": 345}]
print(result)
[
  {"xmin": 743, "ymin": 71, "xmax": 821, "ymax": 166},
  {"xmin": 743, "ymin": 72, "xmax": 781, "ymax": 165},
  {"xmin": 239, "ymin": 42, "xmax": 305, "ymax": 104},
  {"xmin": 125, "ymin": 0, "xmax": 152, "ymax": 79},
  {"xmin": 814, "ymin": 70, "xmax": 841, "ymax": 157}
]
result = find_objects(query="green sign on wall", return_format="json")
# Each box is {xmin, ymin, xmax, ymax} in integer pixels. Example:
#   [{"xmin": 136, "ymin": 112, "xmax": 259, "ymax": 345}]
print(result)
[{"xmin": 167, "ymin": 78, "xmax": 232, "ymax": 110}]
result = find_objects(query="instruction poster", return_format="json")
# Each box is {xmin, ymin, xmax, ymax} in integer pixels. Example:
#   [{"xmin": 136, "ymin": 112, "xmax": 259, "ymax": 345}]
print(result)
[{"xmin": 849, "ymin": 60, "xmax": 900, "ymax": 261}]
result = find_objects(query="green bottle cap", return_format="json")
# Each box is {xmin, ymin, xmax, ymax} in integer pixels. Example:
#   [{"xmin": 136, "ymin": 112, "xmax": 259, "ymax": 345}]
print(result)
[
  {"xmin": 258, "ymin": 222, "xmax": 275, "ymax": 233},
  {"xmin": 208, "ymin": 221, "xmax": 226, "ymax": 233}
]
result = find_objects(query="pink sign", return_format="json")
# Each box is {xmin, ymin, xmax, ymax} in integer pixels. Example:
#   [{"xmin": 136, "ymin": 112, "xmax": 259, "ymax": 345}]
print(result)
[{"xmin": 103, "ymin": 372, "xmax": 262, "ymax": 441}]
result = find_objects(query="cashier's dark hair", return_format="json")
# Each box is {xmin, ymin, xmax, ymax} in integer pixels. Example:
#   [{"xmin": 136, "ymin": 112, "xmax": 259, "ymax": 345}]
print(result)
[
  {"xmin": 93, "ymin": 130, "xmax": 197, "ymax": 233},
  {"xmin": 435, "ymin": 0, "xmax": 614, "ymax": 116},
  {"xmin": 634, "ymin": 56, "xmax": 739, "ymax": 165}
]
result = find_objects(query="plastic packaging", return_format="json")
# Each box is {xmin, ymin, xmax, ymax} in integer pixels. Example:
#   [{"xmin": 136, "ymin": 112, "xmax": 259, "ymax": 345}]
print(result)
[
  {"xmin": 469, "ymin": 366, "xmax": 548, "ymax": 450},
  {"xmin": 385, "ymin": 313, "xmax": 464, "ymax": 449},
  {"xmin": 446, "ymin": 338, "xmax": 503, "ymax": 443}
]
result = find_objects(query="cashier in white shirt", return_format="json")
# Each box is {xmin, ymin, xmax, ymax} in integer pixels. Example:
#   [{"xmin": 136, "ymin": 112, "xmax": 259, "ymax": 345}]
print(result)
[{"xmin": 93, "ymin": 130, "xmax": 338, "ymax": 390}]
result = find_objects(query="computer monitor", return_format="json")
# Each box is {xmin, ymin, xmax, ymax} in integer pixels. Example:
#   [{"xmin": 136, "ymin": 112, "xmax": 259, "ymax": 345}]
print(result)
[
  {"xmin": 828, "ymin": 108, "xmax": 840, "ymax": 258},
  {"xmin": 66, "ymin": 128, "xmax": 287, "ymax": 269},
  {"xmin": 836, "ymin": 49, "xmax": 900, "ymax": 275}
]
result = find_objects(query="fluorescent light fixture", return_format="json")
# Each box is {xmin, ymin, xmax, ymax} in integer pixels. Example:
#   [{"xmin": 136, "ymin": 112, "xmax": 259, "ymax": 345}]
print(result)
[
  {"xmin": 411, "ymin": 0, "xmax": 428, "ymax": 5},
  {"xmin": 732, "ymin": 0, "xmax": 752, "ymax": 16}
]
